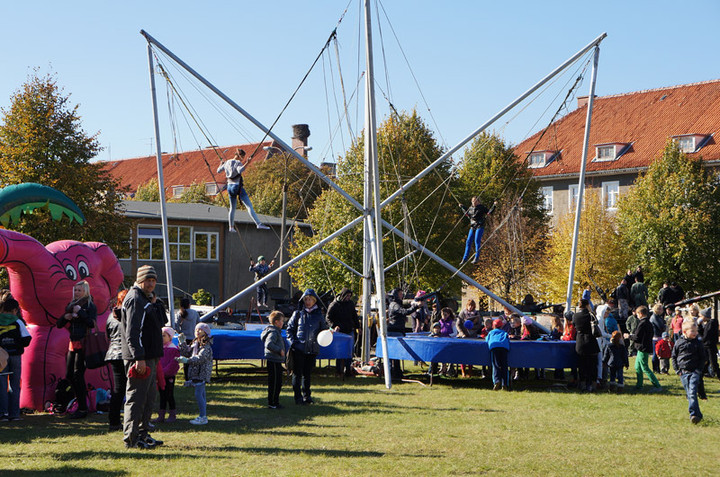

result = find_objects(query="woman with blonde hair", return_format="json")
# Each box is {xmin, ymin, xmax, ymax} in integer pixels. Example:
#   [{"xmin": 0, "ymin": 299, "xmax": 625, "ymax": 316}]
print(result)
[{"xmin": 56, "ymin": 280, "xmax": 97, "ymax": 418}]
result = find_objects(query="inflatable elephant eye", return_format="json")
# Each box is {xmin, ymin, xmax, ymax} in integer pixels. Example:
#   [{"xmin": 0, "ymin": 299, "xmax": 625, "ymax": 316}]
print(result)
[
  {"xmin": 78, "ymin": 260, "xmax": 89, "ymax": 279},
  {"xmin": 64, "ymin": 264, "xmax": 78, "ymax": 280}
]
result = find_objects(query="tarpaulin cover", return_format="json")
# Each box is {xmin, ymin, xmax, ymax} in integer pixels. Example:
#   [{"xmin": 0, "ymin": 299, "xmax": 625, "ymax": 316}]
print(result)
[
  {"xmin": 208, "ymin": 329, "xmax": 354, "ymax": 360},
  {"xmin": 376, "ymin": 335, "xmax": 579, "ymax": 368}
]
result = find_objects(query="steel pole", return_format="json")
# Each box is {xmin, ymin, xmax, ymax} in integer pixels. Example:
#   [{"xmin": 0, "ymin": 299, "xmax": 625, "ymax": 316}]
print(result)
[
  {"xmin": 146, "ymin": 43, "xmax": 176, "ymax": 325},
  {"xmin": 565, "ymin": 46, "xmax": 600, "ymax": 312}
]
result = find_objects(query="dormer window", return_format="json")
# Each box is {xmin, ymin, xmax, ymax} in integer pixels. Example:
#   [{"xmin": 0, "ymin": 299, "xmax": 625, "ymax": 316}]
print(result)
[
  {"xmin": 527, "ymin": 150, "xmax": 558, "ymax": 168},
  {"xmin": 594, "ymin": 142, "xmax": 630, "ymax": 162},
  {"xmin": 172, "ymin": 185, "xmax": 187, "ymax": 198},
  {"xmin": 673, "ymin": 134, "xmax": 710, "ymax": 153}
]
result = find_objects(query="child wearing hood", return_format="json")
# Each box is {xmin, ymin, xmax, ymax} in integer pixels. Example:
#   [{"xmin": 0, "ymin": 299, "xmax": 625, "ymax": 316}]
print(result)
[
  {"xmin": 176, "ymin": 322, "xmax": 213, "ymax": 425},
  {"xmin": 287, "ymin": 289, "xmax": 328, "ymax": 404},
  {"xmin": 262, "ymin": 311, "xmax": 286, "ymax": 409},
  {"xmin": 487, "ymin": 319, "xmax": 510, "ymax": 391},
  {"xmin": 154, "ymin": 327, "xmax": 180, "ymax": 423}
]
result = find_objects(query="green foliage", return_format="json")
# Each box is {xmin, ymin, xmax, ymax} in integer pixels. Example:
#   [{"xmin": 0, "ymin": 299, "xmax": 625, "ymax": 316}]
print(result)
[
  {"xmin": 0, "ymin": 71, "xmax": 130, "ymax": 251},
  {"xmin": 132, "ymin": 178, "xmax": 160, "ymax": 202},
  {"xmin": 617, "ymin": 141, "xmax": 720, "ymax": 294},
  {"xmin": 192, "ymin": 288, "xmax": 212, "ymax": 306},
  {"xmin": 289, "ymin": 110, "xmax": 463, "ymax": 294},
  {"xmin": 174, "ymin": 181, "xmax": 212, "ymax": 204},
  {"xmin": 537, "ymin": 191, "xmax": 631, "ymax": 304},
  {"xmin": 456, "ymin": 133, "xmax": 549, "ymax": 303},
  {"xmin": 243, "ymin": 153, "xmax": 326, "ymax": 219}
]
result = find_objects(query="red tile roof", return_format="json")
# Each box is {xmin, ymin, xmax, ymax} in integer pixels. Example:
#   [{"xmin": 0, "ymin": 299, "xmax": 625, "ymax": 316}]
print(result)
[
  {"xmin": 514, "ymin": 79, "xmax": 720, "ymax": 177},
  {"xmin": 101, "ymin": 141, "xmax": 278, "ymax": 196}
]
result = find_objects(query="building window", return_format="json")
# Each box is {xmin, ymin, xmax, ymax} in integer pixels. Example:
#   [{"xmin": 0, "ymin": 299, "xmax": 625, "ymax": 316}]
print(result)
[
  {"xmin": 194, "ymin": 232, "xmax": 218, "ymax": 261},
  {"xmin": 568, "ymin": 184, "xmax": 580, "ymax": 211},
  {"xmin": 602, "ymin": 181, "xmax": 620, "ymax": 210},
  {"xmin": 168, "ymin": 226, "xmax": 192, "ymax": 261},
  {"xmin": 677, "ymin": 137, "xmax": 695, "ymax": 153},
  {"xmin": 596, "ymin": 145, "xmax": 616, "ymax": 161},
  {"xmin": 205, "ymin": 183, "xmax": 219, "ymax": 195},
  {"xmin": 137, "ymin": 225, "xmax": 192, "ymax": 261},
  {"xmin": 117, "ymin": 228, "xmax": 133, "ymax": 260},
  {"xmin": 541, "ymin": 186, "xmax": 553, "ymax": 213},
  {"xmin": 172, "ymin": 185, "xmax": 186, "ymax": 198},
  {"xmin": 529, "ymin": 153, "xmax": 545, "ymax": 168},
  {"xmin": 137, "ymin": 226, "xmax": 164, "ymax": 261}
]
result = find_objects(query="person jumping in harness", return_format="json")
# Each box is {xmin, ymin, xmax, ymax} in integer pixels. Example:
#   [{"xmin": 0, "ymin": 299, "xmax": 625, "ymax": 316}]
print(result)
[
  {"xmin": 249, "ymin": 255, "xmax": 275, "ymax": 308},
  {"xmin": 461, "ymin": 197, "xmax": 496, "ymax": 264},
  {"xmin": 217, "ymin": 148, "xmax": 269, "ymax": 231}
]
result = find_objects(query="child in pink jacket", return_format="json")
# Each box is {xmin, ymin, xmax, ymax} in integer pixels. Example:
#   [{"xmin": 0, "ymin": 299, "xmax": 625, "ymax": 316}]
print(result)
[{"xmin": 153, "ymin": 327, "xmax": 181, "ymax": 423}]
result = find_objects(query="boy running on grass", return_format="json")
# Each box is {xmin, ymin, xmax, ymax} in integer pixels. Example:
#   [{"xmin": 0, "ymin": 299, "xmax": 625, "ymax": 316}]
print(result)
[{"xmin": 672, "ymin": 320, "xmax": 707, "ymax": 424}]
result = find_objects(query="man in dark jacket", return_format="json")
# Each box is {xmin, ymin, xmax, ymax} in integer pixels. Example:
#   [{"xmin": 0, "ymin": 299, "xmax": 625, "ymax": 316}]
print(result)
[
  {"xmin": 121, "ymin": 265, "xmax": 166, "ymax": 450},
  {"xmin": 614, "ymin": 279, "xmax": 630, "ymax": 324},
  {"xmin": 386, "ymin": 288, "xmax": 415, "ymax": 380},
  {"xmin": 700, "ymin": 307, "xmax": 719, "ymax": 379},
  {"xmin": 326, "ymin": 288, "xmax": 359, "ymax": 378},
  {"xmin": 287, "ymin": 289, "xmax": 328, "ymax": 404},
  {"xmin": 573, "ymin": 299, "xmax": 600, "ymax": 392},
  {"xmin": 630, "ymin": 305, "xmax": 662, "ymax": 391}
]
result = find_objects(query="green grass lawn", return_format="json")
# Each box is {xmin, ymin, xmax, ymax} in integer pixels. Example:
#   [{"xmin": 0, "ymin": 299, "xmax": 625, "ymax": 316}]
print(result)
[{"xmin": 2, "ymin": 360, "xmax": 719, "ymax": 476}]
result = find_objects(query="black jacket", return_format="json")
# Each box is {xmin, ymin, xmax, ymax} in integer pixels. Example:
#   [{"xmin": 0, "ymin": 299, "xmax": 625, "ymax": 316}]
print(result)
[
  {"xmin": 672, "ymin": 336, "xmax": 707, "ymax": 374},
  {"xmin": 287, "ymin": 289, "xmax": 328, "ymax": 355},
  {"xmin": 387, "ymin": 292, "xmax": 412, "ymax": 333},
  {"xmin": 573, "ymin": 308, "xmax": 600, "ymax": 355},
  {"xmin": 631, "ymin": 317, "xmax": 654, "ymax": 353},
  {"xmin": 56, "ymin": 299, "xmax": 97, "ymax": 342},
  {"xmin": 120, "ymin": 285, "xmax": 165, "ymax": 361},
  {"xmin": 467, "ymin": 204, "xmax": 490, "ymax": 229},
  {"xmin": 602, "ymin": 343, "xmax": 629, "ymax": 368},
  {"xmin": 702, "ymin": 317, "xmax": 719, "ymax": 346},
  {"xmin": 105, "ymin": 310, "xmax": 124, "ymax": 361},
  {"xmin": 0, "ymin": 313, "xmax": 31, "ymax": 356},
  {"xmin": 325, "ymin": 298, "xmax": 360, "ymax": 334}
]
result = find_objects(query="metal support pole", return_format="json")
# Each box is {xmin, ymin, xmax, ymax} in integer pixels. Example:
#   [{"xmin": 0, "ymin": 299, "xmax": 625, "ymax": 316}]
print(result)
[
  {"xmin": 384, "ymin": 251, "xmax": 417, "ymax": 273},
  {"xmin": 364, "ymin": 0, "xmax": 392, "ymax": 388},
  {"xmin": 146, "ymin": 43, "xmax": 176, "ymax": 325},
  {"xmin": 565, "ymin": 46, "xmax": 601, "ymax": 312}
]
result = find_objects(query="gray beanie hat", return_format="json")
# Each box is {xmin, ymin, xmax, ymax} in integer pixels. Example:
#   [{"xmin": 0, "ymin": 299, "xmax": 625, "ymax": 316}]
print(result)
[{"xmin": 136, "ymin": 265, "xmax": 158, "ymax": 284}]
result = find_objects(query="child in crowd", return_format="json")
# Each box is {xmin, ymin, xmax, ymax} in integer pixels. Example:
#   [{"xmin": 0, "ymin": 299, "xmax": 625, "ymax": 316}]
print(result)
[
  {"xmin": 670, "ymin": 307, "xmax": 683, "ymax": 342},
  {"xmin": 631, "ymin": 306, "xmax": 662, "ymax": 391},
  {"xmin": 603, "ymin": 331, "xmax": 628, "ymax": 391},
  {"xmin": 479, "ymin": 318, "xmax": 493, "ymax": 339},
  {"xmin": 105, "ymin": 290, "xmax": 127, "ymax": 431},
  {"xmin": 655, "ymin": 332, "xmax": 673, "ymax": 374},
  {"xmin": 549, "ymin": 315, "xmax": 564, "ymax": 340},
  {"xmin": 508, "ymin": 315, "xmax": 522, "ymax": 340},
  {"xmin": 438, "ymin": 308, "xmax": 454, "ymax": 337},
  {"xmin": 261, "ymin": 311, "xmax": 286, "ymax": 409},
  {"xmin": 154, "ymin": 327, "xmax": 180, "ymax": 423},
  {"xmin": 0, "ymin": 295, "xmax": 31, "ymax": 421},
  {"xmin": 487, "ymin": 319, "xmax": 510, "ymax": 391},
  {"xmin": 176, "ymin": 323, "xmax": 213, "ymax": 425},
  {"xmin": 521, "ymin": 316, "xmax": 540, "ymax": 341},
  {"xmin": 428, "ymin": 322, "xmax": 442, "ymax": 375},
  {"xmin": 672, "ymin": 320, "xmax": 707, "ymax": 424}
]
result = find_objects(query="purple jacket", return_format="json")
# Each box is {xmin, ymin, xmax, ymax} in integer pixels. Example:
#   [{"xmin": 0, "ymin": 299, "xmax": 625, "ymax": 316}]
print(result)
[{"xmin": 160, "ymin": 343, "xmax": 181, "ymax": 377}]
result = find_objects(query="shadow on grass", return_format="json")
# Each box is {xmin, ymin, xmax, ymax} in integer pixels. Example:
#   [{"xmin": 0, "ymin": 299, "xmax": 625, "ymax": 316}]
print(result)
[
  {"xmin": 52, "ymin": 446, "xmax": 384, "ymax": 460},
  {"xmin": 0, "ymin": 468, "xmax": 127, "ymax": 476}
]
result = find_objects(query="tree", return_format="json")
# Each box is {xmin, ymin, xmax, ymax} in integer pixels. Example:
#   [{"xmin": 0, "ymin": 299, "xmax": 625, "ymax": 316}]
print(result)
[
  {"xmin": 288, "ymin": 110, "xmax": 463, "ymax": 295},
  {"xmin": 132, "ymin": 178, "xmax": 160, "ymax": 202},
  {"xmin": 0, "ymin": 72, "xmax": 130, "ymax": 253},
  {"xmin": 455, "ymin": 133, "xmax": 549, "ymax": 305},
  {"xmin": 536, "ymin": 190, "xmax": 631, "ymax": 304},
  {"xmin": 617, "ymin": 141, "xmax": 720, "ymax": 295},
  {"xmin": 242, "ymin": 153, "xmax": 326, "ymax": 220},
  {"xmin": 193, "ymin": 288, "xmax": 212, "ymax": 306},
  {"xmin": 174, "ymin": 182, "xmax": 212, "ymax": 204}
]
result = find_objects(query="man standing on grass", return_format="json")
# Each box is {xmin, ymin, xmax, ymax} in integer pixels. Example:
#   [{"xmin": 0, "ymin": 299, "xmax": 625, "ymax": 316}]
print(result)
[{"xmin": 121, "ymin": 265, "xmax": 166, "ymax": 450}]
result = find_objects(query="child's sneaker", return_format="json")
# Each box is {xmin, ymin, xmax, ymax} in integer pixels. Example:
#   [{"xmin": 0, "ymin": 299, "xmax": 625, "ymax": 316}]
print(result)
[{"xmin": 189, "ymin": 416, "xmax": 208, "ymax": 425}]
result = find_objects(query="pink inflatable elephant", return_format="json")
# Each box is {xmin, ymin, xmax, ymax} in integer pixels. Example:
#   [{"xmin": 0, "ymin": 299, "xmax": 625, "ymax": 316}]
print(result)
[{"xmin": 0, "ymin": 229, "xmax": 124, "ymax": 411}]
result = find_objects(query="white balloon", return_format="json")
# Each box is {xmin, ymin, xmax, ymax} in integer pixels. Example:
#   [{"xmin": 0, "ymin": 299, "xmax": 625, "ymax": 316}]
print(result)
[{"xmin": 317, "ymin": 329, "xmax": 334, "ymax": 347}]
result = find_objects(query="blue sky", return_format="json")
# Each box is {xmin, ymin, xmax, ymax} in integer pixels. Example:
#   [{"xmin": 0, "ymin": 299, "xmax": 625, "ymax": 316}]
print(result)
[{"xmin": 1, "ymin": 1, "xmax": 718, "ymax": 165}]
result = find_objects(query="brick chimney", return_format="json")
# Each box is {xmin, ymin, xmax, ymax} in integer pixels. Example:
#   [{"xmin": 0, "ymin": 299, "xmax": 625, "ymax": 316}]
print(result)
[{"xmin": 292, "ymin": 124, "xmax": 310, "ymax": 157}]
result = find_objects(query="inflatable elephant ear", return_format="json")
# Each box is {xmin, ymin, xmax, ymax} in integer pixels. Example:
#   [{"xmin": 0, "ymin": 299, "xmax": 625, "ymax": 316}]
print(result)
[{"xmin": 0, "ymin": 228, "xmax": 124, "ymax": 410}]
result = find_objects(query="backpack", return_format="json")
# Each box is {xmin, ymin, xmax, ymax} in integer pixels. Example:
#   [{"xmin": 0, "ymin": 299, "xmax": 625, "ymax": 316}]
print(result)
[{"xmin": 52, "ymin": 378, "xmax": 75, "ymax": 414}]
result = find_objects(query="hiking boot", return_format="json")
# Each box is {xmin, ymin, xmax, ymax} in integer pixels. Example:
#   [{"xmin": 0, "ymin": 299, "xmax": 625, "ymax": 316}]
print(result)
[
  {"xmin": 126, "ymin": 440, "xmax": 155, "ymax": 450},
  {"xmin": 142, "ymin": 434, "xmax": 164, "ymax": 446}
]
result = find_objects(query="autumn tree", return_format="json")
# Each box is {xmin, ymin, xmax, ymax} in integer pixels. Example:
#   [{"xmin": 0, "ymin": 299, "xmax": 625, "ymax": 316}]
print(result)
[
  {"xmin": 288, "ymin": 111, "xmax": 463, "ymax": 294},
  {"xmin": 242, "ymin": 153, "xmax": 325, "ymax": 220},
  {"xmin": 454, "ymin": 133, "xmax": 549, "ymax": 305},
  {"xmin": 617, "ymin": 141, "xmax": 720, "ymax": 294},
  {"xmin": 0, "ymin": 72, "xmax": 130, "ymax": 252},
  {"xmin": 174, "ymin": 182, "xmax": 213, "ymax": 204},
  {"xmin": 537, "ymin": 190, "xmax": 631, "ymax": 304},
  {"xmin": 132, "ymin": 178, "xmax": 160, "ymax": 202}
]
